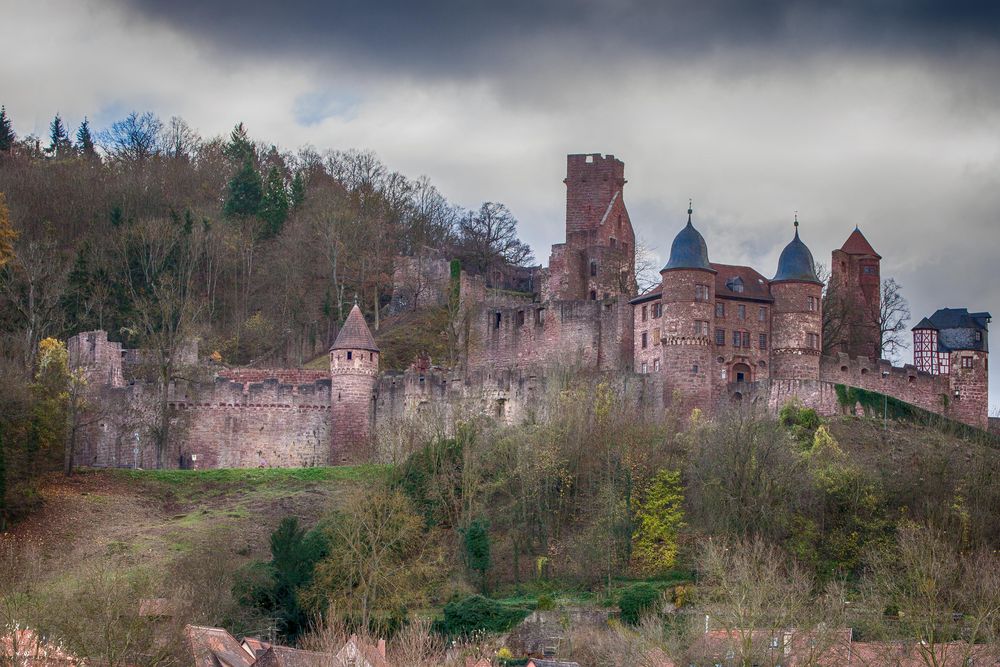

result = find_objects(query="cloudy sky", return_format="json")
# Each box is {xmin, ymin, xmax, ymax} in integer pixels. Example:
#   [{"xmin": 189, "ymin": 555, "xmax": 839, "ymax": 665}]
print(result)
[{"xmin": 4, "ymin": 0, "xmax": 1000, "ymax": 411}]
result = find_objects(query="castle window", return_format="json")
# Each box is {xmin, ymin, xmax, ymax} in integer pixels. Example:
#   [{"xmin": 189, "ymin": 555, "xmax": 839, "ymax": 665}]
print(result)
[
  {"xmin": 716, "ymin": 302, "xmax": 725, "ymax": 318},
  {"xmin": 653, "ymin": 358, "xmax": 660, "ymax": 371},
  {"xmin": 516, "ymin": 310, "xmax": 525, "ymax": 327},
  {"xmin": 962, "ymin": 356, "xmax": 973, "ymax": 369},
  {"xmin": 737, "ymin": 304, "xmax": 746, "ymax": 320},
  {"xmin": 610, "ymin": 238, "xmax": 617, "ymax": 248},
  {"xmin": 641, "ymin": 362, "xmax": 648, "ymax": 374},
  {"xmin": 733, "ymin": 331, "xmax": 742, "ymax": 347},
  {"xmin": 726, "ymin": 277, "xmax": 744, "ymax": 293},
  {"xmin": 653, "ymin": 328, "xmax": 660, "ymax": 345},
  {"xmin": 975, "ymin": 331, "xmax": 983, "ymax": 342},
  {"xmin": 370, "ymin": 353, "xmax": 374, "ymax": 361},
  {"xmin": 347, "ymin": 351, "xmax": 352, "ymax": 360},
  {"xmin": 590, "ymin": 260, "xmax": 598, "ymax": 277},
  {"xmin": 641, "ymin": 332, "xmax": 648, "ymax": 349},
  {"xmin": 742, "ymin": 331, "xmax": 750, "ymax": 348},
  {"xmin": 716, "ymin": 329, "xmax": 726, "ymax": 346},
  {"xmin": 590, "ymin": 290, "xmax": 597, "ymax": 300},
  {"xmin": 695, "ymin": 284, "xmax": 710, "ymax": 302},
  {"xmin": 693, "ymin": 320, "xmax": 709, "ymax": 336},
  {"xmin": 653, "ymin": 303, "xmax": 662, "ymax": 318},
  {"xmin": 692, "ymin": 364, "xmax": 699, "ymax": 374},
  {"xmin": 863, "ymin": 265, "xmax": 877, "ymax": 274},
  {"xmin": 641, "ymin": 305, "xmax": 648, "ymax": 322},
  {"xmin": 759, "ymin": 333, "xmax": 768, "ymax": 350},
  {"xmin": 807, "ymin": 296, "xmax": 819, "ymax": 312},
  {"xmin": 758, "ymin": 306, "xmax": 767, "ymax": 321},
  {"xmin": 617, "ymin": 214, "xmax": 622, "ymax": 230},
  {"xmin": 535, "ymin": 308, "xmax": 545, "ymax": 325},
  {"xmin": 494, "ymin": 312, "xmax": 502, "ymax": 328},
  {"xmin": 807, "ymin": 332, "xmax": 820, "ymax": 349}
]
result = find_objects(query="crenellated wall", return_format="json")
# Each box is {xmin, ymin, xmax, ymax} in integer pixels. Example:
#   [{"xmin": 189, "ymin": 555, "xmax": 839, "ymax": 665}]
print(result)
[{"xmin": 818, "ymin": 353, "xmax": 949, "ymax": 415}]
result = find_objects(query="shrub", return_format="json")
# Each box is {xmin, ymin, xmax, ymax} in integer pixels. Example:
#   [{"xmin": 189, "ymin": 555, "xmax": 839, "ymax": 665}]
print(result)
[
  {"xmin": 535, "ymin": 593, "xmax": 556, "ymax": 611},
  {"xmin": 618, "ymin": 583, "xmax": 660, "ymax": 625},
  {"xmin": 432, "ymin": 594, "xmax": 529, "ymax": 638}
]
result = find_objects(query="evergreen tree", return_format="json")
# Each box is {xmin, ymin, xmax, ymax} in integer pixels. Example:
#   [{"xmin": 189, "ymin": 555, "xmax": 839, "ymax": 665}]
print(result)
[
  {"xmin": 48, "ymin": 113, "xmax": 73, "ymax": 158},
  {"xmin": 76, "ymin": 117, "xmax": 97, "ymax": 158},
  {"xmin": 290, "ymin": 171, "xmax": 306, "ymax": 208},
  {"xmin": 223, "ymin": 158, "xmax": 263, "ymax": 219},
  {"xmin": 0, "ymin": 106, "xmax": 15, "ymax": 152},
  {"xmin": 224, "ymin": 122, "xmax": 254, "ymax": 163},
  {"xmin": 463, "ymin": 518, "xmax": 492, "ymax": 593},
  {"xmin": 259, "ymin": 165, "xmax": 289, "ymax": 238}
]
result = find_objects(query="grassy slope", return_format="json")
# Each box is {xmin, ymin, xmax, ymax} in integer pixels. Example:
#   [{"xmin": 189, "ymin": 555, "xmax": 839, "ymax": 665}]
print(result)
[{"xmin": 8, "ymin": 466, "xmax": 387, "ymax": 595}]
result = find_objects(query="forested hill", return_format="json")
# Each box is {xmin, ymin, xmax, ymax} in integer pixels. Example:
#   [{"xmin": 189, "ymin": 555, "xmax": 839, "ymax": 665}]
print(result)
[{"xmin": 0, "ymin": 108, "xmax": 533, "ymax": 370}]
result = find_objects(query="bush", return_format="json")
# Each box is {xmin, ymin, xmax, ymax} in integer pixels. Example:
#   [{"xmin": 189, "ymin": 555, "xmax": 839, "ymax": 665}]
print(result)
[
  {"xmin": 535, "ymin": 593, "xmax": 556, "ymax": 611},
  {"xmin": 618, "ymin": 583, "xmax": 660, "ymax": 625},
  {"xmin": 432, "ymin": 595, "xmax": 529, "ymax": 638}
]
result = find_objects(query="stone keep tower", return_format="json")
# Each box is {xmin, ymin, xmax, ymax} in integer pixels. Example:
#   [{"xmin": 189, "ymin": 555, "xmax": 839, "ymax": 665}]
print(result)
[
  {"xmin": 329, "ymin": 304, "xmax": 380, "ymax": 463},
  {"xmin": 831, "ymin": 227, "xmax": 882, "ymax": 360},
  {"xmin": 659, "ymin": 205, "xmax": 716, "ymax": 414},
  {"xmin": 548, "ymin": 153, "xmax": 636, "ymax": 301},
  {"xmin": 770, "ymin": 220, "xmax": 823, "ymax": 381}
]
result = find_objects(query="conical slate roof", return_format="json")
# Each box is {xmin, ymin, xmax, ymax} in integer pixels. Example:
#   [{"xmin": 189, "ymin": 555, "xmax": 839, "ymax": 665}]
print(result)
[
  {"xmin": 331, "ymin": 304, "xmax": 379, "ymax": 352},
  {"xmin": 773, "ymin": 222, "xmax": 821, "ymax": 284},
  {"xmin": 912, "ymin": 317, "xmax": 937, "ymax": 331},
  {"xmin": 841, "ymin": 227, "xmax": 881, "ymax": 258},
  {"xmin": 662, "ymin": 206, "xmax": 713, "ymax": 272}
]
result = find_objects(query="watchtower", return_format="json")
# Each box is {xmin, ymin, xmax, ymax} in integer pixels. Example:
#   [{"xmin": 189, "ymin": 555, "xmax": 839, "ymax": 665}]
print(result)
[{"xmin": 330, "ymin": 304, "xmax": 380, "ymax": 463}]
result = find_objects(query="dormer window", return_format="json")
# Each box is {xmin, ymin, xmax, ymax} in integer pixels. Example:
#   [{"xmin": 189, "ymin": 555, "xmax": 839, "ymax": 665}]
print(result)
[{"xmin": 726, "ymin": 277, "xmax": 744, "ymax": 293}]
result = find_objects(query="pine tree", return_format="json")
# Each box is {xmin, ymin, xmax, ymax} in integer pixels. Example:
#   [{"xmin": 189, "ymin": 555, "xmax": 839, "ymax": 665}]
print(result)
[
  {"xmin": 259, "ymin": 165, "xmax": 290, "ymax": 238},
  {"xmin": 290, "ymin": 171, "xmax": 306, "ymax": 208},
  {"xmin": 76, "ymin": 117, "xmax": 97, "ymax": 158},
  {"xmin": 224, "ymin": 122, "xmax": 254, "ymax": 163},
  {"xmin": 223, "ymin": 158, "xmax": 263, "ymax": 219},
  {"xmin": 0, "ymin": 106, "xmax": 15, "ymax": 152},
  {"xmin": 0, "ymin": 193, "xmax": 17, "ymax": 269},
  {"xmin": 48, "ymin": 113, "xmax": 73, "ymax": 158}
]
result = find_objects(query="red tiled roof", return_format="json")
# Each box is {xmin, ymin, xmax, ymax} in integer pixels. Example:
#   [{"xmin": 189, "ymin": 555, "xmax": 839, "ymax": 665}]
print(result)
[
  {"xmin": 840, "ymin": 228, "xmax": 881, "ymax": 258},
  {"xmin": 331, "ymin": 305, "xmax": 379, "ymax": 352}
]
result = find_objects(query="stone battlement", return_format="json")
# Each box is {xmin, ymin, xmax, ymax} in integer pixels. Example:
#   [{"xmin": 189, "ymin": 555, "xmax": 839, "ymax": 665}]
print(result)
[{"xmin": 819, "ymin": 352, "xmax": 950, "ymax": 415}]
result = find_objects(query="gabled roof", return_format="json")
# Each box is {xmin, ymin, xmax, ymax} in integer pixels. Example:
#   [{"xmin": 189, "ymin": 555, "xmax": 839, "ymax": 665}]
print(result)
[
  {"xmin": 331, "ymin": 304, "xmax": 379, "ymax": 352},
  {"xmin": 912, "ymin": 317, "xmax": 937, "ymax": 331},
  {"xmin": 712, "ymin": 263, "xmax": 773, "ymax": 302},
  {"xmin": 915, "ymin": 308, "xmax": 991, "ymax": 353},
  {"xmin": 253, "ymin": 645, "xmax": 332, "ymax": 667},
  {"xmin": 840, "ymin": 227, "xmax": 881, "ymax": 258},
  {"xmin": 335, "ymin": 635, "xmax": 391, "ymax": 667},
  {"xmin": 185, "ymin": 625, "xmax": 255, "ymax": 667}
]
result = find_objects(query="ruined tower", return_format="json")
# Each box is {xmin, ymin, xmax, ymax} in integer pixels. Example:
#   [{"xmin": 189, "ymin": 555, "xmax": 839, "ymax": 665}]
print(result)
[
  {"xmin": 830, "ymin": 227, "xmax": 881, "ymax": 360},
  {"xmin": 329, "ymin": 304, "xmax": 380, "ymax": 463},
  {"xmin": 548, "ymin": 153, "xmax": 636, "ymax": 301},
  {"xmin": 770, "ymin": 219, "xmax": 823, "ymax": 381},
  {"xmin": 659, "ymin": 205, "xmax": 716, "ymax": 414}
]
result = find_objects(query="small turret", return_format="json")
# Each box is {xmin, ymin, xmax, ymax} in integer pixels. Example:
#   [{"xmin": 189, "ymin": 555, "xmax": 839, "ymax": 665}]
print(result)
[
  {"xmin": 330, "ymin": 304, "xmax": 380, "ymax": 462},
  {"xmin": 770, "ymin": 217, "xmax": 823, "ymax": 381}
]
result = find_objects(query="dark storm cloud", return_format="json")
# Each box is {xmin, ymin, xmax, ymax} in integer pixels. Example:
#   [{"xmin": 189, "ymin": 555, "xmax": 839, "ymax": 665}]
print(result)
[{"xmin": 118, "ymin": 0, "xmax": 1000, "ymax": 76}]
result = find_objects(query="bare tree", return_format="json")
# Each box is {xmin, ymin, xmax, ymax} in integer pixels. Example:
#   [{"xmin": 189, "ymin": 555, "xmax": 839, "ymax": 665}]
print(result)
[
  {"xmin": 878, "ymin": 277, "xmax": 910, "ymax": 361},
  {"xmin": 694, "ymin": 536, "xmax": 813, "ymax": 667},
  {"xmin": 100, "ymin": 111, "xmax": 163, "ymax": 162},
  {"xmin": 116, "ymin": 215, "xmax": 202, "ymax": 468},
  {"xmin": 455, "ymin": 202, "xmax": 533, "ymax": 279}
]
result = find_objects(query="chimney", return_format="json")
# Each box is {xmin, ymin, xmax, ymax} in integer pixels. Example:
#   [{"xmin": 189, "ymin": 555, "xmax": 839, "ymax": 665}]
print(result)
[{"xmin": 377, "ymin": 638, "xmax": 386, "ymax": 657}]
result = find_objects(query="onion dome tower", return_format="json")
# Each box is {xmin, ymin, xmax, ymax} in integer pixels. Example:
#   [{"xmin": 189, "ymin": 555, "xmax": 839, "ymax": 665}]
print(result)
[
  {"xmin": 659, "ymin": 202, "xmax": 716, "ymax": 415},
  {"xmin": 770, "ymin": 216, "xmax": 823, "ymax": 381},
  {"xmin": 329, "ymin": 303, "xmax": 380, "ymax": 463}
]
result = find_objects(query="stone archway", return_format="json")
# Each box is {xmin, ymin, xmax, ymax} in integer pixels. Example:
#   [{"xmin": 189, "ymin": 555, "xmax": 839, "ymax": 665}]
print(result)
[{"xmin": 732, "ymin": 362, "xmax": 752, "ymax": 384}]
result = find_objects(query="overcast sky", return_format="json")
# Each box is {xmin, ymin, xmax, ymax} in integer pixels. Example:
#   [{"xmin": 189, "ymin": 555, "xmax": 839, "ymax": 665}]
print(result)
[{"xmin": 4, "ymin": 0, "xmax": 1000, "ymax": 412}]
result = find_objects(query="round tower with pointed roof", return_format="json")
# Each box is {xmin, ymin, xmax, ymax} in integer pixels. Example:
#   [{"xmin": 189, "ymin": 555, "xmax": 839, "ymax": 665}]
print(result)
[
  {"xmin": 659, "ymin": 203, "xmax": 716, "ymax": 414},
  {"xmin": 330, "ymin": 304, "xmax": 380, "ymax": 462},
  {"xmin": 770, "ymin": 217, "xmax": 824, "ymax": 381}
]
